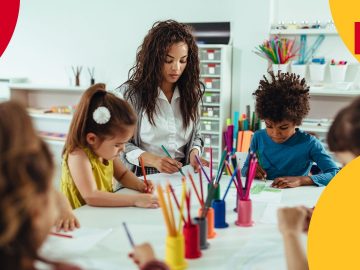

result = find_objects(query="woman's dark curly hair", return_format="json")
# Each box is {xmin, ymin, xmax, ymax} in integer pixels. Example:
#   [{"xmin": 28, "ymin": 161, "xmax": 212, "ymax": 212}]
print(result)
[
  {"xmin": 253, "ymin": 71, "xmax": 310, "ymax": 125},
  {"xmin": 123, "ymin": 19, "xmax": 204, "ymax": 128},
  {"xmin": 328, "ymin": 96, "xmax": 360, "ymax": 156}
]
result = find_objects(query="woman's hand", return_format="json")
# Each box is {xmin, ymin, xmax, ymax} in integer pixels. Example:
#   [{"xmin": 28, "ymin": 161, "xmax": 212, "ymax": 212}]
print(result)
[
  {"xmin": 154, "ymin": 156, "xmax": 182, "ymax": 174},
  {"xmin": 189, "ymin": 149, "xmax": 209, "ymax": 171}
]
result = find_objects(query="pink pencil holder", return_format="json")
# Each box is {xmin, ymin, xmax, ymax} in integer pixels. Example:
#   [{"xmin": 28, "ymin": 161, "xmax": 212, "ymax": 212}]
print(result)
[{"xmin": 235, "ymin": 199, "xmax": 254, "ymax": 227}]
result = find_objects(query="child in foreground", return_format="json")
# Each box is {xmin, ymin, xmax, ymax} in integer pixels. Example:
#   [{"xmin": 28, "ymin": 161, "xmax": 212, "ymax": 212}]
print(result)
[
  {"xmin": 242, "ymin": 72, "xmax": 339, "ymax": 188},
  {"xmin": 61, "ymin": 83, "xmax": 158, "ymax": 209},
  {"xmin": 0, "ymin": 101, "xmax": 80, "ymax": 269}
]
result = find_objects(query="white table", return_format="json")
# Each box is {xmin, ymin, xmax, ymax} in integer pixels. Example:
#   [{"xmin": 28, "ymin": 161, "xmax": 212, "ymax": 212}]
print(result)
[{"xmin": 48, "ymin": 166, "xmax": 324, "ymax": 270}]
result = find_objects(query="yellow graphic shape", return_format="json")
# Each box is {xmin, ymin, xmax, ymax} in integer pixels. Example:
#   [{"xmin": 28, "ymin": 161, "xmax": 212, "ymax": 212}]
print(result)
[
  {"xmin": 308, "ymin": 156, "xmax": 360, "ymax": 269},
  {"xmin": 329, "ymin": 0, "xmax": 360, "ymax": 61}
]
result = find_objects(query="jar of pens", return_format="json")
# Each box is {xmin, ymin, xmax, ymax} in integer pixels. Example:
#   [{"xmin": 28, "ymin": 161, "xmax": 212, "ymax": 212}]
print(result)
[{"xmin": 254, "ymin": 36, "xmax": 298, "ymax": 75}]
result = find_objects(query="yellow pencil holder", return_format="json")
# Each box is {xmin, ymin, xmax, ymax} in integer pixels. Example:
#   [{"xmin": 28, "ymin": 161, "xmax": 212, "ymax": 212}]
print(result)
[{"xmin": 165, "ymin": 234, "xmax": 188, "ymax": 270}]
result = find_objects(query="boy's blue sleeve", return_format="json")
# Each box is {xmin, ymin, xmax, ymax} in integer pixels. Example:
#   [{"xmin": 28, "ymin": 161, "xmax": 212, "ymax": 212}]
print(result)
[
  {"xmin": 241, "ymin": 132, "xmax": 258, "ymax": 177},
  {"xmin": 309, "ymin": 139, "xmax": 340, "ymax": 186}
]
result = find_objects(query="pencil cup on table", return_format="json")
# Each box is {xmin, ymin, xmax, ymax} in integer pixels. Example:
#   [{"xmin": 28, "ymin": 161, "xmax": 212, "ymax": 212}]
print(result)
[
  {"xmin": 183, "ymin": 222, "xmax": 202, "ymax": 259},
  {"xmin": 235, "ymin": 199, "xmax": 254, "ymax": 227},
  {"xmin": 212, "ymin": 199, "xmax": 229, "ymax": 228},
  {"xmin": 193, "ymin": 217, "xmax": 209, "ymax": 249},
  {"xmin": 207, "ymin": 183, "xmax": 220, "ymax": 200},
  {"xmin": 165, "ymin": 234, "xmax": 188, "ymax": 270},
  {"xmin": 198, "ymin": 207, "xmax": 216, "ymax": 238}
]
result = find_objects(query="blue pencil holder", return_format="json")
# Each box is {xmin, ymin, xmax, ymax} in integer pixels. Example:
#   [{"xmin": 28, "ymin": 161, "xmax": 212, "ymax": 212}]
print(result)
[{"xmin": 211, "ymin": 199, "xmax": 229, "ymax": 228}]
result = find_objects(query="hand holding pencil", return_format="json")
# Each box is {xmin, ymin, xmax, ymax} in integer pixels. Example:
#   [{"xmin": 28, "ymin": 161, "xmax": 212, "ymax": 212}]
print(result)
[
  {"xmin": 255, "ymin": 164, "xmax": 267, "ymax": 181},
  {"xmin": 160, "ymin": 145, "xmax": 184, "ymax": 176}
]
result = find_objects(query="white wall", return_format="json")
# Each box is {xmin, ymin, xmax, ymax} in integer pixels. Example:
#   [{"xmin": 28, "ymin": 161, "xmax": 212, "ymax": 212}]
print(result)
[{"xmin": 0, "ymin": 0, "xmax": 356, "ymax": 116}]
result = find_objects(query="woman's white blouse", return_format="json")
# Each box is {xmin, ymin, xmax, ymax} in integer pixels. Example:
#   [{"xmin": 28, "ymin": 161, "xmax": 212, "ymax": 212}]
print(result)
[{"xmin": 126, "ymin": 86, "xmax": 200, "ymax": 166}]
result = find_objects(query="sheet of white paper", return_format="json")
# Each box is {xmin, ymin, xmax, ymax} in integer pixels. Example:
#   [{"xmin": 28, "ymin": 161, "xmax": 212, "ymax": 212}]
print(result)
[
  {"xmin": 250, "ymin": 182, "xmax": 283, "ymax": 203},
  {"xmin": 39, "ymin": 227, "xmax": 112, "ymax": 260},
  {"xmin": 260, "ymin": 203, "xmax": 282, "ymax": 224}
]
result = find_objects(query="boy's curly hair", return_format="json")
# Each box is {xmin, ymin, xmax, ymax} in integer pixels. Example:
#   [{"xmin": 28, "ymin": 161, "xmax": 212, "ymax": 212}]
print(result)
[{"xmin": 253, "ymin": 71, "xmax": 310, "ymax": 125}]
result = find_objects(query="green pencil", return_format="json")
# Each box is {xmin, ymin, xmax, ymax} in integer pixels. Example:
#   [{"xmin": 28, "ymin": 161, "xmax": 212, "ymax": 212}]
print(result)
[{"xmin": 161, "ymin": 145, "xmax": 185, "ymax": 176}]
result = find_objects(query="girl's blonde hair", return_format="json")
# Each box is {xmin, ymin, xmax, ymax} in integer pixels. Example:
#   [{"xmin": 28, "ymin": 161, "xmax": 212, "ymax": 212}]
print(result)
[
  {"xmin": 63, "ymin": 83, "xmax": 137, "ymax": 155},
  {"xmin": 0, "ymin": 101, "xmax": 54, "ymax": 269}
]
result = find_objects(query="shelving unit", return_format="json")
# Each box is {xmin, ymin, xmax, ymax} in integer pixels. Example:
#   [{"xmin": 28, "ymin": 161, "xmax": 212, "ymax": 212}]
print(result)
[
  {"xmin": 198, "ymin": 44, "xmax": 232, "ymax": 169},
  {"xmin": 270, "ymin": 28, "xmax": 338, "ymax": 35},
  {"xmin": 9, "ymin": 83, "xmax": 86, "ymax": 188}
]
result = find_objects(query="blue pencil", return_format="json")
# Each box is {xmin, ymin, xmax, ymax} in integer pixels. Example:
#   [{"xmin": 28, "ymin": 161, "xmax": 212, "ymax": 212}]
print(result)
[{"xmin": 122, "ymin": 222, "xmax": 135, "ymax": 247}]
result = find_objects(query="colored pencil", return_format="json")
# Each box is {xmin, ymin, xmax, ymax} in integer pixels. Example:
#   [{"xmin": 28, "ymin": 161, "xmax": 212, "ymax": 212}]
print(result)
[
  {"xmin": 166, "ymin": 184, "xmax": 176, "ymax": 234},
  {"xmin": 122, "ymin": 222, "xmax": 135, "ymax": 247},
  {"xmin": 157, "ymin": 185, "xmax": 176, "ymax": 236},
  {"xmin": 169, "ymin": 184, "xmax": 186, "ymax": 225},
  {"xmin": 49, "ymin": 232, "xmax": 73, "ymax": 239},
  {"xmin": 222, "ymin": 166, "xmax": 239, "ymax": 201},
  {"xmin": 195, "ymin": 155, "xmax": 211, "ymax": 183},
  {"xmin": 161, "ymin": 145, "xmax": 185, "ymax": 176},
  {"xmin": 198, "ymin": 168, "xmax": 204, "ymax": 205},
  {"xmin": 188, "ymin": 173, "xmax": 204, "ymax": 207},
  {"xmin": 139, "ymin": 156, "xmax": 149, "ymax": 192}
]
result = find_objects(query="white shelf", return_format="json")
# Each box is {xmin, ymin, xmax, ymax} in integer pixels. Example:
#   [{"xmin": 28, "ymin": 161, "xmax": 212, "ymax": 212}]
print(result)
[
  {"xmin": 301, "ymin": 125, "xmax": 329, "ymax": 133},
  {"xmin": 200, "ymin": 60, "xmax": 221, "ymax": 64},
  {"xmin": 205, "ymin": 89, "xmax": 220, "ymax": 93},
  {"xmin": 10, "ymin": 83, "xmax": 87, "ymax": 93},
  {"xmin": 309, "ymin": 89, "xmax": 360, "ymax": 97},
  {"xmin": 200, "ymin": 75, "xmax": 221, "ymax": 78},
  {"xmin": 202, "ymin": 102, "xmax": 220, "ymax": 106},
  {"xmin": 202, "ymin": 130, "xmax": 219, "ymax": 135},
  {"xmin": 43, "ymin": 138, "xmax": 65, "ymax": 146},
  {"xmin": 200, "ymin": 116, "xmax": 220, "ymax": 121},
  {"xmin": 270, "ymin": 29, "xmax": 338, "ymax": 35},
  {"xmin": 29, "ymin": 112, "xmax": 72, "ymax": 120}
]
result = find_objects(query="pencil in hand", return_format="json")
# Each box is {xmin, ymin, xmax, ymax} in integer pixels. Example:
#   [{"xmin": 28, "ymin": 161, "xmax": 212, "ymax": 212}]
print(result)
[
  {"xmin": 160, "ymin": 145, "xmax": 185, "ymax": 176},
  {"xmin": 139, "ymin": 156, "xmax": 150, "ymax": 193}
]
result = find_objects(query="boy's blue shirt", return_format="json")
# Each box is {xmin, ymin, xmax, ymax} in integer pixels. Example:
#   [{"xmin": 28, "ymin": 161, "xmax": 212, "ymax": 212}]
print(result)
[{"xmin": 241, "ymin": 128, "xmax": 339, "ymax": 186}]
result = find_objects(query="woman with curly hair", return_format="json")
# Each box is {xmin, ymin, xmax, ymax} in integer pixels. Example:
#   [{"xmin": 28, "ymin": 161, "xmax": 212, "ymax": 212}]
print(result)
[
  {"xmin": 114, "ymin": 20, "xmax": 207, "ymax": 175},
  {"xmin": 241, "ymin": 72, "xmax": 339, "ymax": 188}
]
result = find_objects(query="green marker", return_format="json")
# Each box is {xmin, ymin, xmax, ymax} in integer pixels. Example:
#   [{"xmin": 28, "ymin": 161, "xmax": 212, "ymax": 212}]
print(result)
[{"xmin": 161, "ymin": 145, "xmax": 185, "ymax": 176}]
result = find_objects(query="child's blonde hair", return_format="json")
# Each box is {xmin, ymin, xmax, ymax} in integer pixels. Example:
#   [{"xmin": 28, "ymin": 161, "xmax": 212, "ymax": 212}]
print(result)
[
  {"xmin": 0, "ymin": 101, "xmax": 54, "ymax": 268},
  {"xmin": 63, "ymin": 83, "xmax": 137, "ymax": 154}
]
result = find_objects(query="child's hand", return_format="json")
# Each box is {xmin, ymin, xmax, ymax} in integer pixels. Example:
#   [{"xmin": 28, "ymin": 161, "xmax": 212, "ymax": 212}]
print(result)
[
  {"xmin": 55, "ymin": 206, "xmax": 80, "ymax": 232},
  {"xmin": 155, "ymin": 157, "xmax": 182, "ymax": 174},
  {"xmin": 255, "ymin": 164, "xmax": 267, "ymax": 180},
  {"xmin": 271, "ymin": 176, "xmax": 313, "ymax": 188},
  {"xmin": 189, "ymin": 149, "xmax": 209, "ymax": 171},
  {"xmin": 277, "ymin": 206, "xmax": 308, "ymax": 235},
  {"xmin": 128, "ymin": 243, "xmax": 156, "ymax": 268},
  {"xmin": 134, "ymin": 194, "xmax": 159, "ymax": 208},
  {"xmin": 139, "ymin": 179, "xmax": 154, "ymax": 193}
]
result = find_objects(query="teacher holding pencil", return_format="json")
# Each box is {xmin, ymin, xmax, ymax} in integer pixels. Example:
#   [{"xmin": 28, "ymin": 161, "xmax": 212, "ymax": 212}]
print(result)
[{"xmin": 113, "ymin": 20, "xmax": 208, "ymax": 176}]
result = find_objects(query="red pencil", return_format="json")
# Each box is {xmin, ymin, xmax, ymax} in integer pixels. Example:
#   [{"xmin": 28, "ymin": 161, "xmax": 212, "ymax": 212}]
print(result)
[
  {"xmin": 139, "ymin": 156, "xmax": 149, "ymax": 192},
  {"xmin": 50, "ymin": 232, "xmax": 73, "ymax": 238},
  {"xmin": 188, "ymin": 173, "xmax": 204, "ymax": 207},
  {"xmin": 198, "ymin": 168, "xmax": 204, "ymax": 205}
]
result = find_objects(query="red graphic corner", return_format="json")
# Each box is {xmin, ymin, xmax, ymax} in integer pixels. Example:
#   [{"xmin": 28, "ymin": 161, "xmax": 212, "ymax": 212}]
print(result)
[{"xmin": 0, "ymin": 0, "xmax": 20, "ymax": 58}]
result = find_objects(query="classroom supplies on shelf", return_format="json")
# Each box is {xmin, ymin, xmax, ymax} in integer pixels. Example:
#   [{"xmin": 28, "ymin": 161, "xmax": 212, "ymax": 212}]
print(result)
[{"xmin": 254, "ymin": 36, "xmax": 298, "ymax": 64}]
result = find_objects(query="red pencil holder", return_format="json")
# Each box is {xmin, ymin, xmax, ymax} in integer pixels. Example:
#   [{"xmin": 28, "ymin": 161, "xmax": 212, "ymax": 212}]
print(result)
[
  {"xmin": 183, "ymin": 224, "xmax": 202, "ymax": 259},
  {"xmin": 235, "ymin": 199, "xmax": 254, "ymax": 227},
  {"xmin": 198, "ymin": 207, "xmax": 216, "ymax": 239}
]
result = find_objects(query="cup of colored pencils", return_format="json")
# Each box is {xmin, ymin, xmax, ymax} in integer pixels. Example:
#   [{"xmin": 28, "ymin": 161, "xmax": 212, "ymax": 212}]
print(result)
[{"xmin": 157, "ymin": 184, "xmax": 188, "ymax": 269}]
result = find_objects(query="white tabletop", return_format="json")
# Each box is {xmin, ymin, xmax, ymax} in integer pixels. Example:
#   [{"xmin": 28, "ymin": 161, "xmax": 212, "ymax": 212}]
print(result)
[{"xmin": 46, "ymin": 166, "xmax": 324, "ymax": 270}]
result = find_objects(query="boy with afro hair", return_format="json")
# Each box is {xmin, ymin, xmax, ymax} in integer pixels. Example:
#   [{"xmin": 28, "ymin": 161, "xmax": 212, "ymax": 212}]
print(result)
[{"xmin": 241, "ymin": 72, "xmax": 339, "ymax": 188}]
